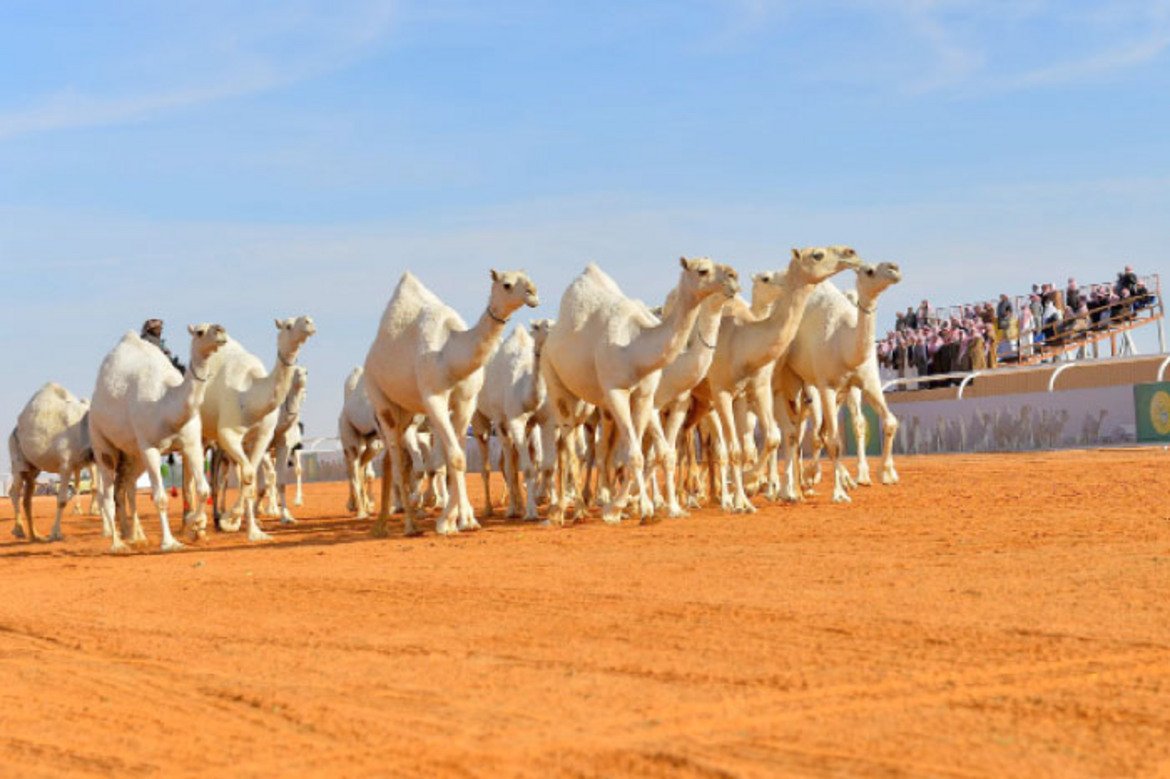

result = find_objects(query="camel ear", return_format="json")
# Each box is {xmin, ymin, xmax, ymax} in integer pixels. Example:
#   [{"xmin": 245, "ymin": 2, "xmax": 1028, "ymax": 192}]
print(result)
[
  {"xmin": 679, "ymin": 256, "xmax": 689, "ymax": 270},
  {"xmin": 791, "ymin": 248, "xmax": 800, "ymax": 262},
  {"xmin": 188, "ymin": 324, "xmax": 197, "ymax": 336},
  {"xmin": 490, "ymin": 268, "xmax": 501, "ymax": 282}
]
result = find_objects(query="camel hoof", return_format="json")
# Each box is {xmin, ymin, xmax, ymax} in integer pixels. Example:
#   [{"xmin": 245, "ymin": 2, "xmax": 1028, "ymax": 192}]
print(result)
[
  {"xmin": 48, "ymin": 531, "xmax": 64, "ymax": 543},
  {"xmin": 832, "ymin": 492, "xmax": 852, "ymax": 504},
  {"xmin": 435, "ymin": 523, "xmax": 460, "ymax": 536},
  {"xmin": 248, "ymin": 530, "xmax": 273, "ymax": 543},
  {"xmin": 160, "ymin": 539, "xmax": 185, "ymax": 553},
  {"xmin": 371, "ymin": 520, "xmax": 391, "ymax": 538},
  {"xmin": 459, "ymin": 517, "xmax": 482, "ymax": 532},
  {"xmin": 279, "ymin": 514, "xmax": 298, "ymax": 526},
  {"xmin": 109, "ymin": 541, "xmax": 132, "ymax": 555},
  {"xmin": 667, "ymin": 507, "xmax": 688, "ymax": 519}
]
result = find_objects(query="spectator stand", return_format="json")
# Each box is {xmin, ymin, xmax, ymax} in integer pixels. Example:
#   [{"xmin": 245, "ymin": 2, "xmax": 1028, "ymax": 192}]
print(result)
[{"xmin": 1004, "ymin": 273, "xmax": 1164, "ymax": 366}]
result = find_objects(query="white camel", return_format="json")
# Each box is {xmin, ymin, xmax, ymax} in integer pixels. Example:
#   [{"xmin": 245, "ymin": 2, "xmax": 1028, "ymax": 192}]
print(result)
[
  {"xmin": 8, "ymin": 383, "xmax": 94, "ymax": 542},
  {"xmin": 773, "ymin": 261, "xmax": 902, "ymax": 502},
  {"xmin": 257, "ymin": 365, "xmax": 308, "ymax": 523},
  {"xmin": 201, "ymin": 317, "xmax": 316, "ymax": 541},
  {"xmin": 645, "ymin": 262, "xmax": 741, "ymax": 517},
  {"xmin": 542, "ymin": 258, "xmax": 735, "ymax": 525},
  {"xmin": 692, "ymin": 246, "xmax": 862, "ymax": 511},
  {"xmin": 89, "ymin": 324, "xmax": 227, "ymax": 553},
  {"xmin": 473, "ymin": 319, "xmax": 552, "ymax": 520},
  {"xmin": 338, "ymin": 367, "xmax": 385, "ymax": 518},
  {"xmin": 364, "ymin": 269, "xmax": 539, "ymax": 536}
]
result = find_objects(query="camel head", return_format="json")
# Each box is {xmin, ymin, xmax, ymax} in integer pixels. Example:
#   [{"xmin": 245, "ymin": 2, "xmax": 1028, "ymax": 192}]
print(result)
[
  {"xmin": 750, "ymin": 269, "xmax": 787, "ymax": 312},
  {"xmin": 529, "ymin": 318, "xmax": 554, "ymax": 352},
  {"xmin": 286, "ymin": 366, "xmax": 309, "ymax": 415},
  {"xmin": 275, "ymin": 316, "xmax": 317, "ymax": 364},
  {"xmin": 677, "ymin": 256, "xmax": 733, "ymax": 304},
  {"xmin": 489, "ymin": 269, "xmax": 540, "ymax": 320},
  {"xmin": 715, "ymin": 263, "xmax": 741, "ymax": 300},
  {"xmin": 187, "ymin": 323, "xmax": 228, "ymax": 362},
  {"xmin": 856, "ymin": 261, "xmax": 903, "ymax": 300},
  {"xmin": 788, "ymin": 246, "xmax": 863, "ymax": 285}
]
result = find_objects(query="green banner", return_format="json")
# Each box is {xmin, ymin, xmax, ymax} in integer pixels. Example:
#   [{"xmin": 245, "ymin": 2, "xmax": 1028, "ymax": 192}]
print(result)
[
  {"xmin": 1135, "ymin": 382, "xmax": 1170, "ymax": 443},
  {"xmin": 842, "ymin": 401, "xmax": 882, "ymax": 457}
]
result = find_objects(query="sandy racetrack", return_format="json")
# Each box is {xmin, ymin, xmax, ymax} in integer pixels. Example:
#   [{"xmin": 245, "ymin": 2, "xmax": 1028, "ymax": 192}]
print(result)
[{"xmin": 2, "ymin": 448, "xmax": 1169, "ymax": 777}]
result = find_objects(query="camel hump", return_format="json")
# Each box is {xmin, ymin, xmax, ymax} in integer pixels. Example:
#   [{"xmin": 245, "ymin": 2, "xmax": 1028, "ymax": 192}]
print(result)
[
  {"xmin": 344, "ymin": 366, "xmax": 364, "ymax": 397},
  {"xmin": 578, "ymin": 262, "xmax": 624, "ymax": 297},
  {"xmin": 41, "ymin": 382, "xmax": 70, "ymax": 401}
]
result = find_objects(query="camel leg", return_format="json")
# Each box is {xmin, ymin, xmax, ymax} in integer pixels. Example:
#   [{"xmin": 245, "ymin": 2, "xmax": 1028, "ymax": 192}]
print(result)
[
  {"xmin": 274, "ymin": 445, "xmax": 296, "ymax": 525},
  {"xmin": 139, "ymin": 446, "xmax": 183, "ymax": 551},
  {"xmin": 115, "ymin": 455, "xmax": 147, "ymax": 544},
  {"xmin": 601, "ymin": 388, "xmax": 644, "ymax": 523},
  {"xmin": 49, "ymin": 471, "xmax": 70, "ymax": 542},
  {"xmin": 817, "ymin": 387, "xmax": 850, "ymax": 503},
  {"xmin": 750, "ymin": 372, "xmax": 782, "ymax": 502},
  {"xmin": 94, "ymin": 457, "xmax": 128, "ymax": 554},
  {"xmin": 376, "ymin": 446, "xmax": 397, "ymax": 526},
  {"xmin": 716, "ymin": 392, "xmax": 754, "ymax": 513},
  {"xmin": 502, "ymin": 433, "xmax": 522, "ymax": 518},
  {"xmin": 538, "ymin": 421, "xmax": 562, "ymax": 523},
  {"xmin": 860, "ymin": 375, "xmax": 900, "ymax": 485},
  {"xmin": 389, "ymin": 435, "xmax": 422, "ymax": 537},
  {"xmin": 293, "ymin": 451, "xmax": 304, "ymax": 506},
  {"xmin": 705, "ymin": 405, "xmax": 735, "ymax": 511},
  {"xmin": 629, "ymin": 388, "xmax": 658, "ymax": 522},
  {"xmin": 218, "ymin": 432, "xmax": 265, "ymax": 539},
  {"xmin": 420, "ymin": 394, "xmax": 469, "ymax": 535},
  {"xmin": 776, "ymin": 392, "xmax": 803, "ymax": 504},
  {"xmin": 654, "ymin": 404, "xmax": 687, "ymax": 518},
  {"xmin": 10, "ymin": 468, "xmax": 32, "ymax": 541},
  {"xmin": 472, "ymin": 413, "xmax": 493, "ymax": 518},
  {"xmin": 345, "ymin": 446, "xmax": 365, "ymax": 517},
  {"xmin": 257, "ymin": 454, "xmax": 279, "ymax": 517},
  {"xmin": 847, "ymin": 387, "xmax": 872, "ymax": 486},
  {"xmin": 179, "ymin": 442, "xmax": 209, "ymax": 540}
]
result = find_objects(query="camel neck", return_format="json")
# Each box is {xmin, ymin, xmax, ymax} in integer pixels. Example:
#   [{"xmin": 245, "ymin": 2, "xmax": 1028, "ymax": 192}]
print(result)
[
  {"xmin": 845, "ymin": 291, "xmax": 880, "ymax": 369},
  {"xmin": 160, "ymin": 351, "xmax": 212, "ymax": 431},
  {"xmin": 622, "ymin": 285, "xmax": 704, "ymax": 378},
  {"xmin": 750, "ymin": 277, "xmax": 815, "ymax": 367},
  {"xmin": 241, "ymin": 346, "xmax": 301, "ymax": 424},
  {"xmin": 442, "ymin": 306, "xmax": 508, "ymax": 384}
]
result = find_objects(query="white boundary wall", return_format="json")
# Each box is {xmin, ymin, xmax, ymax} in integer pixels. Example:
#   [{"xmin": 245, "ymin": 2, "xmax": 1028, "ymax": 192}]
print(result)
[{"xmin": 890, "ymin": 384, "xmax": 1136, "ymax": 455}]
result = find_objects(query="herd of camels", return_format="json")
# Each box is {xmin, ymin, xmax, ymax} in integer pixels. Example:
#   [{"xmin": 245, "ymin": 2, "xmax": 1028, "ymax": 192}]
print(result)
[{"xmin": 8, "ymin": 245, "xmax": 906, "ymax": 552}]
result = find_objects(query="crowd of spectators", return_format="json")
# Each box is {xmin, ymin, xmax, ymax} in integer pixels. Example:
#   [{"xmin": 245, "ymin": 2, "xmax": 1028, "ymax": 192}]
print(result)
[{"xmin": 876, "ymin": 266, "xmax": 1157, "ymax": 387}]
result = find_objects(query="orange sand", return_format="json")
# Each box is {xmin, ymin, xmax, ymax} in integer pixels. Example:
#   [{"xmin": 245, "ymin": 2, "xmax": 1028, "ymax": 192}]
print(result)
[{"xmin": 2, "ymin": 448, "xmax": 1169, "ymax": 776}]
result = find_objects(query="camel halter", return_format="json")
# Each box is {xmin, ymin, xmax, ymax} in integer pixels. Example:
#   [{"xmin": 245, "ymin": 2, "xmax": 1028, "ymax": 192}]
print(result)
[
  {"xmin": 487, "ymin": 306, "xmax": 509, "ymax": 325},
  {"xmin": 696, "ymin": 329, "xmax": 718, "ymax": 350},
  {"xmin": 278, "ymin": 350, "xmax": 297, "ymax": 367},
  {"xmin": 855, "ymin": 298, "xmax": 877, "ymax": 315},
  {"xmin": 189, "ymin": 364, "xmax": 209, "ymax": 382}
]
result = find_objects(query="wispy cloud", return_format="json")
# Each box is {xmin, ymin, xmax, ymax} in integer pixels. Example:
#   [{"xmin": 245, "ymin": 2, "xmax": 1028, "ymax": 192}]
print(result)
[
  {"xmin": 0, "ymin": 1, "xmax": 396, "ymax": 141},
  {"xmin": 711, "ymin": 0, "xmax": 1170, "ymax": 95}
]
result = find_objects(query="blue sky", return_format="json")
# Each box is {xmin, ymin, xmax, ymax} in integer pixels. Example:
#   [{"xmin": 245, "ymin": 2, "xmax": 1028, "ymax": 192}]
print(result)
[{"xmin": 3, "ymin": 0, "xmax": 1169, "ymax": 472}]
